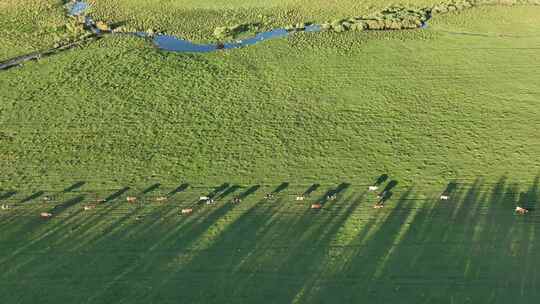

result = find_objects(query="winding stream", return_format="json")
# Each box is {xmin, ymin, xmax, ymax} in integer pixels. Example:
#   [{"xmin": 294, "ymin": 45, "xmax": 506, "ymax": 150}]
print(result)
[
  {"xmin": 66, "ymin": 1, "xmax": 323, "ymax": 53},
  {"xmin": 1, "ymin": 0, "xmax": 431, "ymax": 70}
]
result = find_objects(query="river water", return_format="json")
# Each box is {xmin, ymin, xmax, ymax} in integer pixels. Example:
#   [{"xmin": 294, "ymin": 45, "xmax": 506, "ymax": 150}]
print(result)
[{"xmin": 65, "ymin": 1, "xmax": 324, "ymax": 53}]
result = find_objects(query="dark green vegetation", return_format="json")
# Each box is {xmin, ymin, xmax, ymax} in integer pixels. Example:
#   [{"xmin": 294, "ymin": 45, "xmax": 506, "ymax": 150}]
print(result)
[{"xmin": 1, "ymin": 1, "xmax": 540, "ymax": 303}]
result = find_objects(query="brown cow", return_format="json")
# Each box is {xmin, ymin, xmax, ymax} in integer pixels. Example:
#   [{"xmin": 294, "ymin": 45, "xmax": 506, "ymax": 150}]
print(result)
[
  {"xmin": 126, "ymin": 196, "xmax": 137, "ymax": 203},
  {"xmin": 40, "ymin": 212, "xmax": 53, "ymax": 218},
  {"xmin": 181, "ymin": 208, "xmax": 193, "ymax": 215},
  {"xmin": 311, "ymin": 203, "xmax": 322, "ymax": 210},
  {"xmin": 516, "ymin": 206, "xmax": 529, "ymax": 215}
]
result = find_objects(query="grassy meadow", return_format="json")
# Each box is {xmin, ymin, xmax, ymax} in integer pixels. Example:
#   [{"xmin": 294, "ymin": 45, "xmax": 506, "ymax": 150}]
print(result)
[{"xmin": 1, "ymin": 1, "xmax": 540, "ymax": 303}]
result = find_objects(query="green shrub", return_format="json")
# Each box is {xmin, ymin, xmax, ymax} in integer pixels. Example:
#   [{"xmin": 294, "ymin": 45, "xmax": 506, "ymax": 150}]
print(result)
[
  {"xmin": 350, "ymin": 22, "xmax": 367, "ymax": 32},
  {"xmin": 213, "ymin": 26, "xmax": 231, "ymax": 39},
  {"xmin": 320, "ymin": 23, "xmax": 332, "ymax": 31},
  {"xmin": 332, "ymin": 24, "xmax": 346, "ymax": 32}
]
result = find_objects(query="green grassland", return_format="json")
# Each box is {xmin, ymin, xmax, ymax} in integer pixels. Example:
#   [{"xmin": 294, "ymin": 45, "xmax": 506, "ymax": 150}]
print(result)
[
  {"xmin": 1, "ymin": 5, "xmax": 539, "ymax": 189},
  {"xmin": 88, "ymin": 0, "xmax": 442, "ymax": 41},
  {"xmin": 1, "ymin": 1, "xmax": 540, "ymax": 303},
  {"xmin": 0, "ymin": 1, "xmax": 87, "ymax": 61}
]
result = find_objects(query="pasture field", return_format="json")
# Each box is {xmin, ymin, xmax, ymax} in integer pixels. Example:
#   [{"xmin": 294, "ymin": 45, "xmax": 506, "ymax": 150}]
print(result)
[
  {"xmin": 1, "ymin": 1, "xmax": 540, "ymax": 303},
  {"xmin": 0, "ymin": 179, "xmax": 539, "ymax": 303},
  {"xmin": 1, "ymin": 5, "xmax": 540, "ymax": 189}
]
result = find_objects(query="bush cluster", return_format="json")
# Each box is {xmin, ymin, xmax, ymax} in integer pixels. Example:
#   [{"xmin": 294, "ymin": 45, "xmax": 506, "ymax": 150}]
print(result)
[
  {"xmin": 321, "ymin": 6, "xmax": 431, "ymax": 33},
  {"xmin": 473, "ymin": 0, "xmax": 540, "ymax": 5},
  {"xmin": 432, "ymin": 0, "xmax": 540, "ymax": 15},
  {"xmin": 211, "ymin": 0, "xmax": 540, "ymax": 38},
  {"xmin": 214, "ymin": 24, "xmax": 256, "ymax": 39},
  {"xmin": 284, "ymin": 23, "xmax": 309, "ymax": 31},
  {"xmin": 431, "ymin": 0, "xmax": 476, "ymax": 14}
]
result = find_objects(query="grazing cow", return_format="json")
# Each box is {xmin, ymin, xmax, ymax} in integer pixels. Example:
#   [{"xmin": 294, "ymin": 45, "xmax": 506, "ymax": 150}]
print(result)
[
  {"xmin": 265, "ymin": 193, "xmax": 274, "ymax": 200},
  {"xmin": 156, "ymin": 196, "xmax": 168, "ymax": 202},
  {"xmin": 96, "ymin": 199, "xmax": 106, "ymax": 204},
  {"xmin": 181, "ymin": 208, "xmax": 193, "ymax": 215},
  {"xmin": 199, "ymin": 196, "xmax": 210, "ymax": 202},
  {"xmin": 40, "ymin": 212, "xmax": 53, "ymax": 218},
  {"xmin": 206, "ymin": 199, "xmax": 215, "ymax": 205},
  {"xmin": 516, "ymin": 206, "xmax": 529, "ymax": 215},
  {"xmin": 368, "ymin": 186, "xmax": 379, "ymax": 191},
  {"xmin": 440, "ymin": 195, "xmax": 450, "ymax": 200},
  {"xmin": 373, "ymin": 204, "xmax": 384, "ymax": 209},
  {"xmin": 296, "ymin": 195, "xmax": 304, "ymax": 201},
  {"xmin": 1, "ymin": 204, "xmax": 9, "ymax": 210},
  {"xmin": 232, "ymin": 197, "xmax": 241, "ymax": 204},
  {"xmin": 311, "ymin": 203, "xmax": 322, "ymax": 210},
  {"xmin": 83, "ymin": 205, "xmax": 96, "ymax": 211},
  {"xmin": 377, "ymin": 191, "xmax": 388, "ymax": 199},
  {"xmin": 126, "ymin": 196, "xmax": 137, "ymax": 203}
]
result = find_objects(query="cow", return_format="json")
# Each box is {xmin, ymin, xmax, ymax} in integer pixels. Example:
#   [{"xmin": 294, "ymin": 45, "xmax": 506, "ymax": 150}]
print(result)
[
  {"xmin": 40, "ymin": 212, "xmax": 53, "ymax": 218},
  {"xmin": 516, "ymin": 206, "xmax": 529, "ymax": 215},
  {"xmin": 311, "ymin": 203, "xmax": 322, "ymax": 210},
  {"xmin": 126, "ymin": 196, "xmax": 137, "ymax": 203},
  {"xmin": 155, "ymin": 196, "xmax": 168, "ymax": 202},
  {"xmin": 296, "ymin": 195, "xmax": 305, "ymax": 201},
  {"xmin": 83, "ymin": 205, "xmax": 96, "ymax": 211},
  {"xmin": 368, "ymin": 186, "xmax": 379, "ymax": 191},
  {"xmin": 440, "ymin": 195, "xmax": 450, "ymax": 200},
  {"xmin": 181, "ymin": 208, "xmax": 193, "ymax": 215}
]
